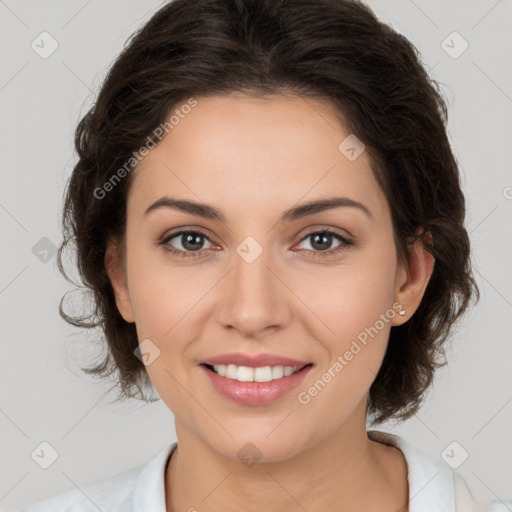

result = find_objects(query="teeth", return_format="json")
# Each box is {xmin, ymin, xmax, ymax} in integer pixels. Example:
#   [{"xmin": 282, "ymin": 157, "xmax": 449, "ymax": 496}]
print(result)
[{"xmin": 211, "ymin": 364, "xmax": 301, "ymax": 382}]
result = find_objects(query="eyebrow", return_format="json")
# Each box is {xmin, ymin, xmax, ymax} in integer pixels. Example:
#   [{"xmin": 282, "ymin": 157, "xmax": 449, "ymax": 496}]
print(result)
[{"xmin": 142, "ymin": 195, "xmax": 373, "ymax": 223}]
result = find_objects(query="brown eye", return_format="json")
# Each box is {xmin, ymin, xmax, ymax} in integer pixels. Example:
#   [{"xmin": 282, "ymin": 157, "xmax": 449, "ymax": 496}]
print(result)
[
  {"xmin": 295, "ymin": 229, "xmax": 353, "ymax": 257},
  {"xmin": 160, "ymin": 230, "xmax": 213, "ymax": 259}
]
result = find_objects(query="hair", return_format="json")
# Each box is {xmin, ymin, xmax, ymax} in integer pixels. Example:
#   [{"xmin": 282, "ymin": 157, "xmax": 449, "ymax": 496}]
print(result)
[{"xmin": 57, "ymin": 0, "xmax": 479, "ymax": 424}]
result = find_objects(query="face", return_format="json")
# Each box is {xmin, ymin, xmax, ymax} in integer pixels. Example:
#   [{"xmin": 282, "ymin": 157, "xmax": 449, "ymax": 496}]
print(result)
[{"xmin": 106, "ymin": 93, "xmax": 422, "ymax": 462}]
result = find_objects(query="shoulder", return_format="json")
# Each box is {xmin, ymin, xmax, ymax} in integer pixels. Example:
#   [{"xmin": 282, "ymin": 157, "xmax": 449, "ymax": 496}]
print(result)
[
  {"xmin": 18, "ymin": 443, "xmax": 177, "ymax": 512},
  {"xmin": 453, "ymin": 472, "xmax": 512, "ymax": 512},
  {"xmin": 367, "ymin": 430, "xmax": 512, "ymax": 512},
  {"xmin": 18, "ymin": 464, "xmax": 144, "ymax": 512}
]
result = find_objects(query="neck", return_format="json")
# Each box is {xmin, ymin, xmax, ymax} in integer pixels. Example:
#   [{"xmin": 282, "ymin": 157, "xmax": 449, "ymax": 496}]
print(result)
[{"xmin": 165, "ymin": 405, "xmax": 409, "ymax": 512}]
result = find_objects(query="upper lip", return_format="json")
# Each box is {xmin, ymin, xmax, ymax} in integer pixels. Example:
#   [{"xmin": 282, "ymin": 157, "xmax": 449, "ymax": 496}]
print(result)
[{"xmin": 200, "ymin": 352, "xmax": 311, "ymax": 368}]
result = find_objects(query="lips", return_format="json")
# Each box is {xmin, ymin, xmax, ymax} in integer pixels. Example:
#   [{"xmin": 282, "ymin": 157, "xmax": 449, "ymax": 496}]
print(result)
[
  {"xmin": 200, "ymin": 363, "xmax": 313, "ymax": 406},
  {"xmin": 199, "ymin": 352, "xmax": 311, "ymax": 369}
]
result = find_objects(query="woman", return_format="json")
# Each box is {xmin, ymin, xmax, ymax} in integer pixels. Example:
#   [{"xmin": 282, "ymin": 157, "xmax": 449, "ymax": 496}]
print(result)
[{"xmin": 20, "ymin": 0, "xmax": 510, "ymax": 510}]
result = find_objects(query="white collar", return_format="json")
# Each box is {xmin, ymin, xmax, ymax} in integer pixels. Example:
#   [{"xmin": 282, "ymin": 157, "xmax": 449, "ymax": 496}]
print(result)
[
  {"xmin": 133, "ymin": 430, "xmax": 462, "ymax": 511},
  {"xmin": 367, "ymin": 429, "xmax": 458, "ymax": 511},
  {"xmin": 33, "ymin": 430, "xmax": 496, "ymax": 511}
]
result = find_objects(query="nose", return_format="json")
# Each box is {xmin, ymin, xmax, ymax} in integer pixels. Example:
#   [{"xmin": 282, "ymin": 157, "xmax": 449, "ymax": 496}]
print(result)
[{"xmin": 215, "ymin": 246, "xmax": 292, "ymax": 338}]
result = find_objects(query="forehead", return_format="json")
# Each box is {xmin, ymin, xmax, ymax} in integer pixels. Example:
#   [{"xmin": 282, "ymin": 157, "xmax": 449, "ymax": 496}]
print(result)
[{"xmin": 129, "ymin": 94, "xmax": 389, "ymax": 222}]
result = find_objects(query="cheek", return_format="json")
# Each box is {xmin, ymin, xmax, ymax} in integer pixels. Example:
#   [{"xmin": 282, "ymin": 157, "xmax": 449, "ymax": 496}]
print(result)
[
  {"xmin": 301, "ymin": 237, "xmax": 398, "ymax": 391},
  {"xmin": 296, "ymin": 262, "xmax": 396, "ymax": 428},
  {"xmin": 126, "ymin": 256, "xmax": 198, "ymax": 410},
  {"xmin": 307, "ymin": 241, "xmax": 397, "ymax": 340},
  {"xmin": 125, "ymin": 239, "xmax": 203, "ymax": 337},
  {"xmin": 125, "ymin": 244, "xmax": 214, "ymax": 392}
]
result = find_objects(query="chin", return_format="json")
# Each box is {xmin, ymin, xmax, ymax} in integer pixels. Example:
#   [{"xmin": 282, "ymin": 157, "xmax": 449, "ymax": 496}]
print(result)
[{"xmin": 203, "ymin": 428, "xmax": 309, "ymax": 465}]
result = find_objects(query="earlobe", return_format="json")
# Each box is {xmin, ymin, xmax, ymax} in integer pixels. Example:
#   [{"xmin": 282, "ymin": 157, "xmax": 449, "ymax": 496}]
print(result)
[
  {"xmin": 392, "ymin": 231, "xmax": 435, "ymax": 325},
  {"xmin": 104, "ymin": 239, "xmax": 135, "ymax": 323}
]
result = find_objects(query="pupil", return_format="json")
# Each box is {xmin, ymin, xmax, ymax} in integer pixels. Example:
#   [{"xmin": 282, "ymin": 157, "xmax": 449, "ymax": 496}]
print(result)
[
  {"xmin": 312, "ymin": 233, "xmax": 332, "ymax": 251},
  {"xmin": 183, "ymin": 233, "xmax": 203, "ymax": 251}
]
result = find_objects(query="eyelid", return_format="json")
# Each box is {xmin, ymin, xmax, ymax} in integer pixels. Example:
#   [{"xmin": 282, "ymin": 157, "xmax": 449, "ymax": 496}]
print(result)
[
  {"xmin": 298, "ymin": 225, "xmax": 353, "ymax": 241},
  {"xmin": 160, "ymin": 225, "xmax": 352, "ymax": 244},
  {"xmin": 160, "ymin": 226, "xmax": 219, "ymax": 246},
  {"xmin": 294, "ymin": 227, "xmax": 353, "ymax": 255}
]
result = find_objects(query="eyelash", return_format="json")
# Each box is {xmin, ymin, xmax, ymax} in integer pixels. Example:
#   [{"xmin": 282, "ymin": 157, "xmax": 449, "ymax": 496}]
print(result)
[{"xmin": 158, "ymin": 228, "xmax": 353, "ymax": 260}]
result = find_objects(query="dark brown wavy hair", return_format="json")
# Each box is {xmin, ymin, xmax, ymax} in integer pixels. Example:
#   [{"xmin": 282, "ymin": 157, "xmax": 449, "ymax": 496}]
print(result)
[{"xmin": 57, "ymin": 0, "xmax": 479, "ymax": 424}]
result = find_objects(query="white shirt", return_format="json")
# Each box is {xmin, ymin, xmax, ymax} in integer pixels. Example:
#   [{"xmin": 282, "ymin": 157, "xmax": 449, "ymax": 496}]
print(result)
[{"xmin": 19, "ymin": 430, "xmax": 510, "ymax": 511}]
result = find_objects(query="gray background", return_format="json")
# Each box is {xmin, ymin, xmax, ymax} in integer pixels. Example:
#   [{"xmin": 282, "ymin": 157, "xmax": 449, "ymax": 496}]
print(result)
[{"xmin": 1, "ymin": 1, "xmax": 511, "ymax": 510}]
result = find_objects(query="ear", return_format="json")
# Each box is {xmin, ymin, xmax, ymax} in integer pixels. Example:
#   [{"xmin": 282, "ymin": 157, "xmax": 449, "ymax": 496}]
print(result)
[
  {"xmin": 391, "ymin": 229, "xmax": 435, "ymax": 326},
  {"xmin": 104, "ymin": 238, "xmax": 135, "ymax": 323}
]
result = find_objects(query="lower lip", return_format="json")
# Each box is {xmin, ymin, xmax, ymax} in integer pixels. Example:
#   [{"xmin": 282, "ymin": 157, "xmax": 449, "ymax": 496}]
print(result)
[{"xmin": 200, "ymin": 364, "xmax": 313, "ymax": 406}]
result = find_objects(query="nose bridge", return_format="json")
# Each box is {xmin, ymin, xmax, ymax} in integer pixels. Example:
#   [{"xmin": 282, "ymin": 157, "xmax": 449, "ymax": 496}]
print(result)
[{"xmin": 216, "ymin": 236, "xmax": 289, "ymax": 335}]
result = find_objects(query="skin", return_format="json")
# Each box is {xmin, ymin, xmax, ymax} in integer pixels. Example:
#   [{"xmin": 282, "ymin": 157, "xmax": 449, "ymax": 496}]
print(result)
[{"xmin": 105, "ymin": 93, "xmax": 435, "ymax": 512}]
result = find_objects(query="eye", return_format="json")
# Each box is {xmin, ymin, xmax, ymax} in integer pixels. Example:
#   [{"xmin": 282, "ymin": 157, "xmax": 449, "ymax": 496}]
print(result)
[
  {"xmin": 295, "ymin": 228, "xmax": 353, "ymax": 257},
  {"xmin": 159, "ymin": 230, "xmax": 215, "ymax": 259},
  {"xmin": 158, "ymin": 227, "xmax": 353, "ymax": 259}
]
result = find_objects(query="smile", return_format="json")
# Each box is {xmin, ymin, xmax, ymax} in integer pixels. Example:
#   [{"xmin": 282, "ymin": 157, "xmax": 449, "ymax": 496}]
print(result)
[
  {"xmin": 209, "ymin": 363, "xmax": 304, "ymax": 382},
  {"xmin": 201, "ymin": 363, "xmax": 314, "ymax": 406}
]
